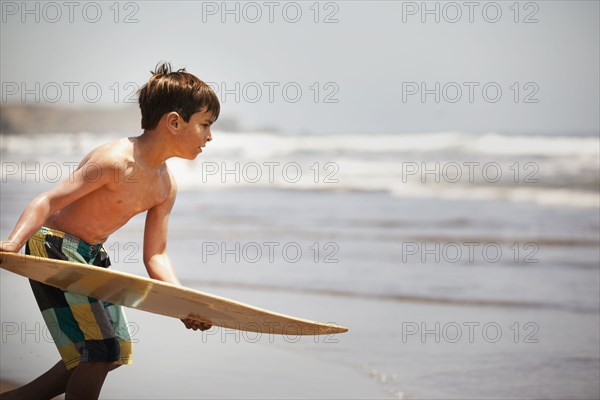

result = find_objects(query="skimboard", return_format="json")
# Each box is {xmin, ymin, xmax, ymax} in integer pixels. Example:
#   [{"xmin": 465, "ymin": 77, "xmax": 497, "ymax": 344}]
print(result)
[{"xmin": 0, "ymin": 252, "xmax": 347, "ymax": 335}]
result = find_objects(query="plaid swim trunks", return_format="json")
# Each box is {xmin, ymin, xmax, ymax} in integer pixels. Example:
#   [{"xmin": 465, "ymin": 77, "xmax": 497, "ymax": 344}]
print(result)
[{"xmin": 26, "ymin": 226, "xmax": 133, "ymax": 369}]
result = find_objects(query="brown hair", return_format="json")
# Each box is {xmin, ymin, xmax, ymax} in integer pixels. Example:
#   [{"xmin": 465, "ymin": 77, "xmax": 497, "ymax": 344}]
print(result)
[{"xmin": 138, "ymin": 62, "xmax": 220, "ymax": 130}]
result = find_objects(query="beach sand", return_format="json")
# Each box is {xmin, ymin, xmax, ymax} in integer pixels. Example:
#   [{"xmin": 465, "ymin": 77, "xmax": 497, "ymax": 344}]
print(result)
[{"xmin": 3, "ymin": 264, "xmax": 599, "ymax": 399}]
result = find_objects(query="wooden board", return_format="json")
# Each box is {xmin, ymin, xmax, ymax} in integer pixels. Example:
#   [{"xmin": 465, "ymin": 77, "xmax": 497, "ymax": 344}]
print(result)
[{"xmin": 0, "ymin": 252, "xmax": 348, "ymax": 335}]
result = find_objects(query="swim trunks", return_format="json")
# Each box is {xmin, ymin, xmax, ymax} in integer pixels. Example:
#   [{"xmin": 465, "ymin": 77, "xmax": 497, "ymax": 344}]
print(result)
[{"xmin": 26, "ymin": 226, "xmax": 133, "ymax": 369}]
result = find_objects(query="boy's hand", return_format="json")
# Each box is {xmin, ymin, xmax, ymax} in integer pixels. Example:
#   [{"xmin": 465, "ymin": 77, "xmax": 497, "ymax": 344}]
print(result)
[
  {"xmin": 0, "ymin": 241, "xmax": 19, "ymax": 253},
  {"xmin": 181, "ymin": 318, "xmax": 212, "ymax": 331}
]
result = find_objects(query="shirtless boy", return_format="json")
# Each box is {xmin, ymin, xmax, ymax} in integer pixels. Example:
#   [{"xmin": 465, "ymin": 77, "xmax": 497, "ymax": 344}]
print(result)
[{"xmin": 0, "ymin": 63, "xmax": 218, "ymax": 399}]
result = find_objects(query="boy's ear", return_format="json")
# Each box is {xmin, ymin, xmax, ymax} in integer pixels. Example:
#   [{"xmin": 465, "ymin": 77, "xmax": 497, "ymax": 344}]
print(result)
[{"xmin": 166, "ymin": 112, "xmax": 181, "ymax": 134}]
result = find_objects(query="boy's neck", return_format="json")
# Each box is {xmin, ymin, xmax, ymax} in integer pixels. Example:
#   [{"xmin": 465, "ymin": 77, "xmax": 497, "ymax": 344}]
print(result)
[{"xmin": 133, "ymin": 130, "xmax": 174, "ymax": 168}]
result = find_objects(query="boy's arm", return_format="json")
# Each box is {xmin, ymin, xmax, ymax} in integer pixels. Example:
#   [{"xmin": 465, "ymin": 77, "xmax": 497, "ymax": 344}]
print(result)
[
  {"xmin": 0, "ymin": 159, "xmax": 113, "ymax": 253},
  {"xmin": 142, "ymin": 173, "xmax": 180, "ymax": 285},
  {"xmin": 142, "ymin": 174, "xmax": 211, "ymax": 331}
]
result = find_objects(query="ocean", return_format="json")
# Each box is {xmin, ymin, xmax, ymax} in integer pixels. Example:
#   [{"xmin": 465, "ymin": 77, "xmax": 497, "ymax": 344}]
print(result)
[
  {"xmin": 1, "ymin": 130, "xmax": 598, "ymax": 399},
  {"xmin": 2, "ymin": 130, "xmax": 598, "ymax": 207}
]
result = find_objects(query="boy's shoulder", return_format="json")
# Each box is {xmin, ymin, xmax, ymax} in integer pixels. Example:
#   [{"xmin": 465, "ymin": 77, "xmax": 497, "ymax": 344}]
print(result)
[
  {"xmin": 78, "ymin": 136, "xmax": 176, "ymax": 193},
  {"xmin": 79, "ymin": 137, "xmax": 140, "ymax": 184},
  {"xmin": 80, "ymin": 137, "xmax": 140, "ymax": 173},
  {"xmin": 85, "ymin": 137, "xmax": 134, "ymax": 164}
]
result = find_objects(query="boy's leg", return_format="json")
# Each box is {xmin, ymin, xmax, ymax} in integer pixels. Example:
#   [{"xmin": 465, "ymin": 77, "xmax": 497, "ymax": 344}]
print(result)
[
  {"xmin": 65, "ymin": 362, "xmax": 114, "ymax": 400},
  {"xmin": 20, "ymin": 230, "xmax": 131, "ymax": 399},
  {"xmin": 0, "ymin": 360, "xmax": 121, "ymax": 400},
  {"xmin": 0, "ymin": 360, "xmax": 73, "ymax": 400},
  {"xmin": 65, "ymin": 361, "xmax": 117, "ymax": 400}
]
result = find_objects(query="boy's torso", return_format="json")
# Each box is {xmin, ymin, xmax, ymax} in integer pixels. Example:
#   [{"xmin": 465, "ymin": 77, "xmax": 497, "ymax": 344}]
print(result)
[{"xmin": 46, "ymin": 137, "xmax": 172, "ymax": 245}]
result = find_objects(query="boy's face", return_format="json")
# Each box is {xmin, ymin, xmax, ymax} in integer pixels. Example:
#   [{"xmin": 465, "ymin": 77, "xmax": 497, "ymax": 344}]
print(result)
[{"xmin": 175, "ymin": 108, "xmax": 214, "ymax": 160}]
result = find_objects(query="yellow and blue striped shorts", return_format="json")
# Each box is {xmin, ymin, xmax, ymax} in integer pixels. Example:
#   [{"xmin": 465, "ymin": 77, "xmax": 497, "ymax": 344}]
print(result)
[{"xmin": 26, "ymin": 227, "xmax": 133, "ymax": 370}]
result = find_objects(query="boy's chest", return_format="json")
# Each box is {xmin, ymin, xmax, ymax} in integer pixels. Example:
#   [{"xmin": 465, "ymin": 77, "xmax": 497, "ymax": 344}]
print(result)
[{"xmin": 107, "ymin": 167, "xmax": 170, "ymax": 213}]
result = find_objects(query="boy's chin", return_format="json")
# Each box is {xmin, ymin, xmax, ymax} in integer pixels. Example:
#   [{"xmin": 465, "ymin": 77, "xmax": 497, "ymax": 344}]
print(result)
[{"xmin": 180, "ymin": 152, "xmax": 200, "ymax": 160}]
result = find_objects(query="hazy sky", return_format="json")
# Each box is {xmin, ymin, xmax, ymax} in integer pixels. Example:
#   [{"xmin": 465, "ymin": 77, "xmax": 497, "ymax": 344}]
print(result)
[{"xmin": 1, "ymin": 0, "xmax": 598, "ymax": 134}]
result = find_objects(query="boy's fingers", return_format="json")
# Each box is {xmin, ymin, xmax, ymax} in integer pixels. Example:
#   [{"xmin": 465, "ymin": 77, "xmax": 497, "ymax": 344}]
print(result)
[
  {"xmin": 0, "ymin": 241, "xmax": 19, "ymax": 253},
  {"xmin": 181, "ymin": 318, "xmax": 212, "ymax": 331},
  {"xmin": 199, "ymin": 322, "xmax": 212, "ymax": 331}
]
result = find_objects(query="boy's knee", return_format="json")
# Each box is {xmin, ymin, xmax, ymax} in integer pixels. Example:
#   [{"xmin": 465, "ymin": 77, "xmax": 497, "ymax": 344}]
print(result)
[{"xmin": 76, "ymin": 361, "xmax": 118, "ymax": 374}]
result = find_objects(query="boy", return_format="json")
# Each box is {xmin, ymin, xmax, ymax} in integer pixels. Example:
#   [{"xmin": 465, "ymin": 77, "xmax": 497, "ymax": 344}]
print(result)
[{"xmin": 0, "ymin": 62, "xmax": 218, "ymax": 399}]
